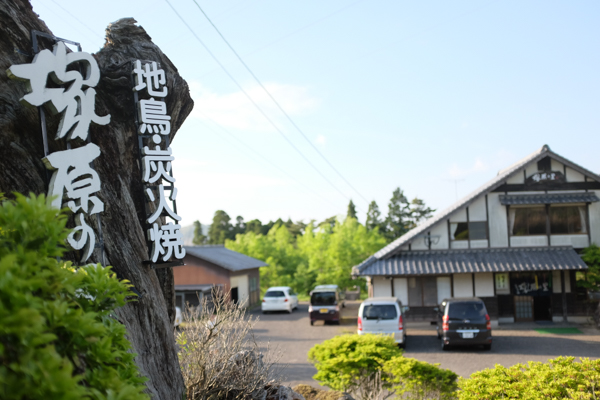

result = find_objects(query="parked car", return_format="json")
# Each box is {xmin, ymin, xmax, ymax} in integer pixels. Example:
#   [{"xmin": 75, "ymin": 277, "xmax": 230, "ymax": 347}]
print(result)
[
  {"xmin": 261, "ymin": 286, "xmax": 299, "ymax": 313},
  {"xmin": 435, "ymin": 297, "xmax": 492, "ymax": 351},
  {"xmin": 309, "ymin": 284, "xmax": 344, "ymax": 325},
  {"xmin": 357, "ymin": 297, "xmax": 407, "ymax": 348}
]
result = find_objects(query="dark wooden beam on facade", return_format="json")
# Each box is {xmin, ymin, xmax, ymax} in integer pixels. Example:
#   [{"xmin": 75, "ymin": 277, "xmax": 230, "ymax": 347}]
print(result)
[{"xmin": 493, "ymin": 181, "xmax": 600, "ymax": 192}]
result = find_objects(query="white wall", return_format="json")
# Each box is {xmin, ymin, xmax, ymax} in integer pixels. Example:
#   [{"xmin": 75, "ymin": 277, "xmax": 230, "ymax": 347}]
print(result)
[
  {"xmin": 411, "ymin": 237, "xmax": 428, "ymax": 250},
  {"xmin": 552, "ymin": 270, "xmax": 572, "ymax": 293},
  {"xmin": 550, "ymin": 234, "xmax": 589, "ymax": 248},
  {"xmin": 450, "ymin": 241, "xmax": 469, "ymax": 249},
  {"xmin": 488, "ymin": 193, "xmax": 508, "ymax": 248},
  {"xmin": 453, "ymin": 274, "xmax": 474, "ymax": 297},
  {"xmin": 469, "ymin": 196, "xmax": 487, "ymax": 221},
  {"xmin": 474, "ymin": 273, "xmax": 494, "ymax": 297},
  {"xmin": 510, "ymin": 236, "xmax": 548, "ymax": 247},
  {"xmin": 437, "ymin": 276, "xmax": 452, "ymax": 304},
  {"xmin": 525, "ymin": 163, "xmax": 538, "ymax": 178},
  {"xmin": 430, "ymin": 223, "xmax": 449, "ymax": 250},
  {"xmin": 566, "ymin": 167, "xmax": 585, "ymax": 182},
  {"xmin": 507, "ymin": 170, "xmax": 524, "ymax": 184},
  {"xmin": 450, "ymin": 207, "xmax": 467, "ymax": 222},
  {"xmin": 551, "ymin": 159, "xmax": 564, "ymax": 172},
  {"xmin": 471, "ymin": 239, "xmax": 489, "ymax": 248},
  {"xmin": 373, "ymin": 276, "xmax": 392, "ymax": 297},
  {"xmin": 393, "ymin": 278, "xmax": 408, "ymax": 304},
  {"xmin": 230, "ymin": 274, "xmax": 249, "ymax": 306}
]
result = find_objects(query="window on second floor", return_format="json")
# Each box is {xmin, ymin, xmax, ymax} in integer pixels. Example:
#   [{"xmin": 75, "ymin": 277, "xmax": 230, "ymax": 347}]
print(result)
[
  {"xmin": 510, "ymin": 205, "xmax": 587, "ymax": 236},
  {"xmin": 450, "ymin": 221, "xmax": 488, "ymax": 241}
]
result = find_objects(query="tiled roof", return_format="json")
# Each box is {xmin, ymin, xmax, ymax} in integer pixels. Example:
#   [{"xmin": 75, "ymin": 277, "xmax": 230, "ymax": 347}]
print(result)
[
  {"xmin": 184, "ymin": 245, "xmax": 267, "ymax": 272},
  {"xmin": 499, "ymin": 193, "xmax": 599, "ymax": 205},
  {"xmin": 354, "ymin": 246, "xmax": 586, "ymax": 276}
]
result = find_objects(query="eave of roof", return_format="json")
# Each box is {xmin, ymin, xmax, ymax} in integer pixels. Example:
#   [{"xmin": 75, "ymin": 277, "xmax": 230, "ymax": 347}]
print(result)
[
  {"xmin": 184, "ymin": 245, "xmax": 267, "ymax": 272},
  {"xmin": 354, "ymin": 246, "xmax": 586, "ymax": 276},
  {"xmin": 355, "ymin": 145, "xmax": 600, "ymax": 274}
]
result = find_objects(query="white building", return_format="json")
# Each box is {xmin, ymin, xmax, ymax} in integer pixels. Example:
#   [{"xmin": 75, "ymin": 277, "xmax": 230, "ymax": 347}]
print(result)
[{"xmin": 354, "ymin": 145, "xmax": 599, "ymax": 324}]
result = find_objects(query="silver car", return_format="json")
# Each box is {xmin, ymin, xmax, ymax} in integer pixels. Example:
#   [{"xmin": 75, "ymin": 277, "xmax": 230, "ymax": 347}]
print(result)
[{"xmin": 357, "ymin": 297, "xmax": 407, "ymax": 348}]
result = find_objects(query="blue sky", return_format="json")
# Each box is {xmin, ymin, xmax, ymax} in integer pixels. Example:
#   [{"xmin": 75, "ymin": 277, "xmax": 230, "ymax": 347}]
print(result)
[{"xmin": 30, "ymin": 0, "xmax": 600, "ymax": 227}]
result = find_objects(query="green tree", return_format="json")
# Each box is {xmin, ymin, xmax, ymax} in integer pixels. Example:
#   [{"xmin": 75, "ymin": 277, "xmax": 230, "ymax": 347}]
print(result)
[
  {"xmin": 245, "ymin": 219, "xmax": 263, "ymax": 234},
  {"xmin": 385, "ymin": 187, "xmax": 411, "ymax": 241},
  {"xmin": 408, "ymin": 197, "xmax": 435, "ymax": 229},
  {"xmin": 318, "ymin": 216, "xmax": 337, "ymax": 231},
  {"xmin": 365, "ymin": 200, "xmax": 383, "ymax": 232},
  {"xmin": 0, "ymin": 193, "xmax": 148, "ymax": 400},
  {"xmin": 233, "ymin": 215, "xmax": 246, "ymax": 236},
  {"xmin": 346, "ymin": 200, "xmax": 357, "ymax": 220},
  {"xmin": 192, "ymin": 220, "xmax": 207, "ymax": 245},
  {"xmin": 208, "ymin": 210, "xmax": 233, "ymax": 244},
  {"xmin": 578, "ymin": 245, "xmax": 600, "ymax": 292}
]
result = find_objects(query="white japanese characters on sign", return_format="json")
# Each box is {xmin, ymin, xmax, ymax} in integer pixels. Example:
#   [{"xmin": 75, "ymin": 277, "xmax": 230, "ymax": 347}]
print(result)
[
  {"xmin": 8, "ymin": 41, "xmax": 110, "ymax": 263},
  {"xmin": 133, "ymin": 60, "xmax": 185, "ymax": 264}
]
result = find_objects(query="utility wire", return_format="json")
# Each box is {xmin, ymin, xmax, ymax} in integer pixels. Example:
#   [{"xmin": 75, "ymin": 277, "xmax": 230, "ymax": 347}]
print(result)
[
  {"xmin": 189, "ymin": 0, "xmax": 370, "ymax": 206},
  {"xmin": 46, "ymin": 0, "xmax": 104, "ymax": 40},
  {"xmin": 197, "ymin": 112, "xmax": 341, "ymax": 210},
  {"xmin": 163, "ymin": 0, "xmax": 361, "ymax": 211}
]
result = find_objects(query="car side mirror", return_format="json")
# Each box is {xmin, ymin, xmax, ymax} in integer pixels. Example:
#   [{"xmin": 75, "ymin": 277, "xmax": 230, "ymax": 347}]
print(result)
[
  {"xmin": 433, "ymin": 307, "xmax": 439, "ymax": 312},
  {"xmin": 402, "ymin": 306, "xmax": 410, "ymax": 313}
]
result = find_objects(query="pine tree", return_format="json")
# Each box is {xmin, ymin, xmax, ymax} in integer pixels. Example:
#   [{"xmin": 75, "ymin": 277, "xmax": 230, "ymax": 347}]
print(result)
[
  {"xmin": 208, "ymin": 210, "xmax": 233, "ymax": 244},
  {"xmin": 366, "ymin": 200, "xmax": 383, "ymax": 232},
  {"xmin": 385, "ymin": 187, "xmax": 411, "ymax": 241},
  {"xmin": 346, "ymin": 200, "xmax": 357, "ymax": 220},
  {"xmin": 408, "ymin": 197, "xmax": 435, "ymax": 228},
  {"xmin": 192, "ymin": 220, "xmax": 207, "ymax": 245}
]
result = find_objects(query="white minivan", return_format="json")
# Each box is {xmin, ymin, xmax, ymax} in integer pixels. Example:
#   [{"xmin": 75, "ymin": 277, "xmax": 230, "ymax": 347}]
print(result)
[{"xmin": 357, "ymin": 297, "xmax": 407, "ymax": 348}]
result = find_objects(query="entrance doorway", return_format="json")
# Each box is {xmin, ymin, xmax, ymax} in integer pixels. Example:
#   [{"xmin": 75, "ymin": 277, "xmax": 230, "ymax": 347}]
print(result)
[
  {"xmin": 533, "ymin": 296, "xmax": 552, "ymax": 321},
  {"xmin": 514, "ymin": 295, "xmax": 534, "ymax": 322},
  {"xmin": 230, "ymin": 287, "xmax": 239, "ymax": 304}
]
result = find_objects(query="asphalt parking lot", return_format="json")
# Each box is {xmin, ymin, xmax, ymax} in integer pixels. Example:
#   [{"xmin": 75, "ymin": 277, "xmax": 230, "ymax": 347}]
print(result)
[{"xmin": 249, "ymin": 301, "xmax": 600, "ymax": 388}]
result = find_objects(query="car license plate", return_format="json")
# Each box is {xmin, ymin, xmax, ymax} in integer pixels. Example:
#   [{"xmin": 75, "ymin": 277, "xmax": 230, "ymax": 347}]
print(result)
[
  {"xmin": 319, "ymin": 309, "xmax": 328, "ymax": 314},
  {"xmin": 462, "ymin": 332, "xmax": 474, "ymax": 339}
]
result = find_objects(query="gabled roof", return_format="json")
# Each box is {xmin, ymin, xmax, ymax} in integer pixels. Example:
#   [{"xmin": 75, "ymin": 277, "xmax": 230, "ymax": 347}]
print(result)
[
  {"xmin": 355, "ymin": 145, "xmax": 600, "ymax": 274},
  {"xmin": 355, "ymin": 246, "xmax": 586, "ymax": 276},
  {"xmin": 184, "ymin": 245, "xmax": 267, "ymax": 272}
]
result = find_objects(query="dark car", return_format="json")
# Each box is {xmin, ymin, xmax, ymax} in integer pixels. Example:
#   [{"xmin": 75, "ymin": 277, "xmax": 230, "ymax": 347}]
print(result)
[
  {"xmin": 435, "ymin": 297, "xmax": 492, "ymax": 351},
  {"xmin": 309, "ymin": 285, "xmax": 344, "ymax": 325}
]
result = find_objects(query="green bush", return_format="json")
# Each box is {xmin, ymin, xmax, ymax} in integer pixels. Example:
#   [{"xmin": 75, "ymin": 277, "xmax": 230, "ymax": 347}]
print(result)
[
  {"xmin": 308, "ymin": 334, "xmax": 458, "ymax": 399},
  {"xmin": 308, "ymin": 334, "xmax": 402, "ymax": 393},
  {"xmin": 458, "ymin": 356, "xmax": 600, "ymax": 400},
  {"xmin": 384, "ymin": 356, "xmax": 458, "ymax": 399},
  {"xmin": 0, "ymin": 193, "xmax": 149, "ymax": 400}
]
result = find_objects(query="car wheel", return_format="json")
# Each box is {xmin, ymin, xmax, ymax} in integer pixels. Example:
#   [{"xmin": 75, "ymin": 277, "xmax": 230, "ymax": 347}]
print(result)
[
  {"xmin": 483, "ymin": 344, "xmax": 492, "ymax": 351},
  {"xmin": 441, "ymin": 341, "xmax": 449, "ymax": 351},
  {"xmin": 437, "ymin": 329, "xmax": 441, "ymax": 339},
  {"xmin": 288, "ymin": 306, "xmax": 293, "ymax": 314},
  {"xmin": 310, "ymin": 320, "xmax": 314, "ymax": 326}
]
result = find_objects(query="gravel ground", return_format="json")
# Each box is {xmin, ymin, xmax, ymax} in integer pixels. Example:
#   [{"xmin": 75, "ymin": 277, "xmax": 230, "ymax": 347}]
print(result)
[{"xmin": 249, "ymin": 301, "xmax": 600, "ymax": 388}]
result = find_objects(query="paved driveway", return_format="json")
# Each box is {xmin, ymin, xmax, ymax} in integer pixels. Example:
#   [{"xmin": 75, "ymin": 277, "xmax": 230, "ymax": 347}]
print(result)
[{"xmin": 249, "ymin": 301, "xmax": 600, "ymax": 388}]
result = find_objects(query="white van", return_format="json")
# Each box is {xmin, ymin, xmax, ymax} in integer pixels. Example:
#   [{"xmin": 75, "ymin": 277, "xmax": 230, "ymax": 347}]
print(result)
[{"xmin": 357, "ymin": 297, "xmax": 407, "ymax": 348}]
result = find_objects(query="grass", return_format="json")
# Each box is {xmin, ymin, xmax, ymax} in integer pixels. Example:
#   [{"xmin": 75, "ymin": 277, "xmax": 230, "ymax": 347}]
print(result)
[{"xmin": 534, "ymin": 327, "xmax": 583, "ymax": 335}]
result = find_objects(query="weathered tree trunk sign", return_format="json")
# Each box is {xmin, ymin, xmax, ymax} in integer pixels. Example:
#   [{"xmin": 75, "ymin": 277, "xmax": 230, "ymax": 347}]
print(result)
[{"xmin": 0, "ymin": 1, "xmax": 194, "ymax": 398}]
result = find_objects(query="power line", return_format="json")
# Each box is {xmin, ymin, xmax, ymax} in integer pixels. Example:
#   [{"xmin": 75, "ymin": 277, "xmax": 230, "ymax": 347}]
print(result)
[
  {"xmin": 197, "ymin": 112, "xmax": 341, "ymax": 210},
  {"xmin": 189, "ymin": 0, "xmax": 370, "ymax": 206},
  {"xmin": 163, "ymin": 0, "xmax": 361, "ymax": 211},
  {"xmin": 46, "ymin": 0, "xmax": 104, "ymax": 41}
]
